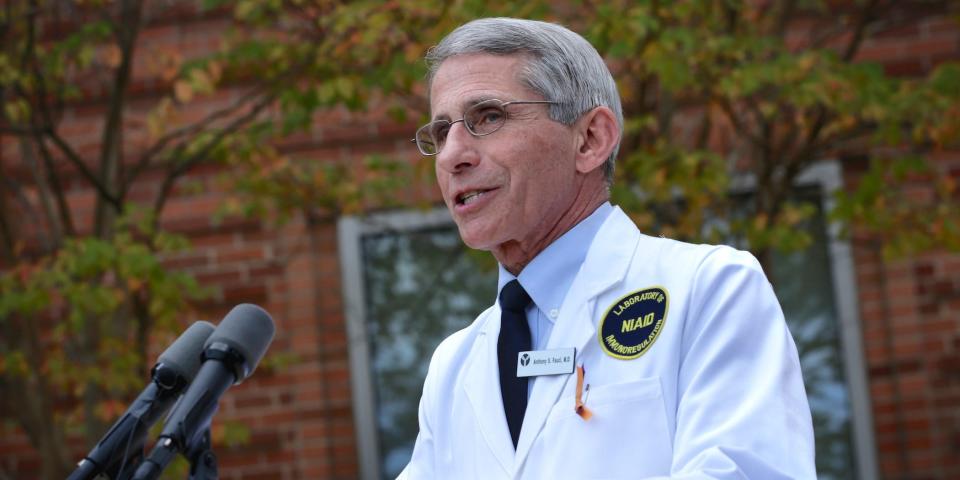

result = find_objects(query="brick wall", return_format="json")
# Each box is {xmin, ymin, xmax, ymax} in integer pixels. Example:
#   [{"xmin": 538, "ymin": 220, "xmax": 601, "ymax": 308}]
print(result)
[
  {"xmin": 846, "ymin": 9, "xmax": 960, "ymax": 478},
  {"xmin": 1, "ymin": 3, "xmax": 958, "ymax": 480}
]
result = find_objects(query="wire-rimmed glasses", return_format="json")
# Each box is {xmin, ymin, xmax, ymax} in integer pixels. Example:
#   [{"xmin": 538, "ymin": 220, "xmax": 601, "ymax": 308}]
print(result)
[{"xmin": 412, "ymin": 99, "xmax": 557, "ymax": 156}]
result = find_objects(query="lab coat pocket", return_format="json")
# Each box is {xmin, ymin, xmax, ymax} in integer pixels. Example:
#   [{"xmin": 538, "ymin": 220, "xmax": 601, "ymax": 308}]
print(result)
[{"xmin": 534, "ymin": 376, "xmax": 673, "ymax": 479}]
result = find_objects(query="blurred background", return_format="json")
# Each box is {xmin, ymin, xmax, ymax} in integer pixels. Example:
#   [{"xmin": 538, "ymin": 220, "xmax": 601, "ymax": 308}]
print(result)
[{"xmin": 0, "ymin": 1, "xmax": 958, "ymax": 479}]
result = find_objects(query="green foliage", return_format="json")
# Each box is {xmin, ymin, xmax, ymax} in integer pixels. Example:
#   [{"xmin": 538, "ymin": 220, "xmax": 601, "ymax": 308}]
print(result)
[
  {"xmin": 833, "ymin": 155, "xmax": 960, "ymax": 258},
  {"xmin": 185, "ymin": 0, "xmax": 959, "ymax": 264},
  {"xmin": 581, "ymin": 0, "xmax": 960, "ymax": 259},
  {"xmin": 0, "ymin": 224, "xmax": 204, "ymax": 395},
  {"xmin": 0, "ymin": 219, "xmax": 208, "ymax": 478},
  {"xmin": 613, "ymin": 140, "xmax": 730, "ymax": 241}
]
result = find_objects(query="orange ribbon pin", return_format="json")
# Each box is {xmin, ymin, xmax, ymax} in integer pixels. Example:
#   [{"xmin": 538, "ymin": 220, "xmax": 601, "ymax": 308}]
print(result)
[{"xmin": 575, "ymin": 364, "xmax": 593, "ymax": 420}]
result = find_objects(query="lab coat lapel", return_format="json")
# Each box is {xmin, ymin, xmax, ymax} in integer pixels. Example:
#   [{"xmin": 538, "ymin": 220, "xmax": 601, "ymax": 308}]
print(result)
[
  {"xmin": 514, "ymin": 208, "xmax": 641, "ymax": 469},
  {"xmin": 462, "ymin": 309, "xmax": 515, "ymax": 476}
]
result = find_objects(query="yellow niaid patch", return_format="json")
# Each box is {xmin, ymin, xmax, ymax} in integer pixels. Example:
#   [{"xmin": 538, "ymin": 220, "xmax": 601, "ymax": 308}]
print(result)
[{"xmin": 598, "ymin": 287, "xmax": 669, "ymax": 360}]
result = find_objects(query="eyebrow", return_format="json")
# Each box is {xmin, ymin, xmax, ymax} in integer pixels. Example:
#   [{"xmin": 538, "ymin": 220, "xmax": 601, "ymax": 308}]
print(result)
[{"xmin": 433, "ymin": 95, "xmax": 500, "ymax": 121}]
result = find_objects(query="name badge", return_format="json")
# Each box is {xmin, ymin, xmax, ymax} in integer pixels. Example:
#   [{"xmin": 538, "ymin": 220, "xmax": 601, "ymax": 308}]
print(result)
[{"xmin": 517, "ymin": 348, "xmax": 576, "ymax": 377}]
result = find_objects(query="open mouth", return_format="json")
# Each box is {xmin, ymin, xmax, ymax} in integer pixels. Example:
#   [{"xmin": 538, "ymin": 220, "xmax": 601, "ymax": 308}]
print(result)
[{"xmin": 456, "ymin": 189, "xmax": 494, "ymax": 206}]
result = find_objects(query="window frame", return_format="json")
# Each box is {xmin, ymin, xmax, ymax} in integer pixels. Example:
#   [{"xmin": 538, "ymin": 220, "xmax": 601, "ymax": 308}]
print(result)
[
  {"xmin": 729, "ymin": 160, "xmax": 879, "ymax": 479},
  {"xmin": 803, "ymin": 161, "xmax": 879, "ymax": 480},
  {"xmin": 338, "ymin": 207, "xmax": 457, "ymax": 480}
]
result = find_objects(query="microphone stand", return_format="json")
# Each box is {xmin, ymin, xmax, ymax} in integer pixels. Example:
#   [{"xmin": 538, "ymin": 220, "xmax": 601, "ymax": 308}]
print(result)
[
  {"xmin": 69, "ymin": 436, "xmax": 145, "ymax": 480},
  {"xmin": 113, "ymin": 439, "xmax": 146, "ymax": 480},
  {"xmin": 186, "ymin": 428, "xmax": 218, "ymax": 480},
  {"xmin": 130, "ymin": 413, "xmax": 220, "ymax": 480},
  {"xmin": 67, "ymin": 367, "xmax": 185, "ymax": 480}
]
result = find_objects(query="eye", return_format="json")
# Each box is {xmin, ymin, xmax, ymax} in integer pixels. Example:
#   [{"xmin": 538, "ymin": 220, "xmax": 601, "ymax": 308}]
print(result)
[{"xmin": 468, "ymin": 106, "xmax": 505, "ymax": 134}]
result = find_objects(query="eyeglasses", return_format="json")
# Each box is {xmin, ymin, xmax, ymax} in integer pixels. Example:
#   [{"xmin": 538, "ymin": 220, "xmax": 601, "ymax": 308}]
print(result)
[{"xmin": 412, "ymin": 99, "xmax": 557, "ymax": 156}]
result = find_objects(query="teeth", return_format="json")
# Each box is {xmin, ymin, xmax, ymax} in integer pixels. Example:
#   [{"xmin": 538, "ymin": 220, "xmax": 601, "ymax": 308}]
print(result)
[{"xmin": 460, "ymin": 191, "xmax": 485, "ymax": 205}]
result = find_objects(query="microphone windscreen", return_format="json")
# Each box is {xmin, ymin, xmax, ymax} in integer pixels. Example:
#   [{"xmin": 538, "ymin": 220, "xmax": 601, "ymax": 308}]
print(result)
[
  {"xmin": 205, "ymin": 303, "xmax": 276, "ymax": 382},
  {"xmin": 157, "ymin": 321, "xmax": 216, "ymax": 382}
]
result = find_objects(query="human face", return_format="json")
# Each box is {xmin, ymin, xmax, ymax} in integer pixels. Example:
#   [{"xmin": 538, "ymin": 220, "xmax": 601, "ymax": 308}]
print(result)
[{"xmin": 430, "ymin": 54, "xmax": 587, "ymax": 264}]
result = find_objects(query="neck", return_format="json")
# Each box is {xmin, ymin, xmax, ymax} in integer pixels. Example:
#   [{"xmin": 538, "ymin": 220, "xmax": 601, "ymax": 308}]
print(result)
[{"xmin": 494, "ymin": 188, "xmax": 608, "ymax": 275}]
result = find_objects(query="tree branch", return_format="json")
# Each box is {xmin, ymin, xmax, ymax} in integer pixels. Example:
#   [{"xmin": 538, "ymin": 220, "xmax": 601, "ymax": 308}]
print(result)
[
  {"xmin": 20, "ymin": 0, "xmax": 38, "ymax": 72},
  {"xmin": 131, "ymin": 290, "xmax": 152, "ymax": 377},
  {"xmin": 151, "ymin": 93, "xmax": 277, "ymax": 230},
  {"xmin": 12, "ymin": 5, "xmax": 122, "ymax": 214},
  {"xmin": 35, "ymin": 133, "xmax": 76, "ymax": 237},
  {"xmin": 0, "ymin": 173, "xmax": 46, "ymax": 256},
  {"xmin": 22, "ymin": 35, "xmax": 77, "ymax": 242},
  {"xmin": 695, "ymin": 107, "xmax": 712, "ymax": 150},
  {"xmin": 0, "ymin": 125, "xmax": 47, "ymax": 135},
  {"xmin": 657, "ymin": 91, "xmax": 676, "ymax": 142},
  {"xmin": 842, "ymin": 0, "xmax": 880, "ymax": 62},
  {"xmin": 0, "ymin": 179, "xmax": 16, "ymax": 263},
  {"xmin": 19, "ymin": 137, "xmax": 61, "ymax": 250},
  {"xmin": 772, "ymin": 0, "xmax": 798, "ymax": 39},
  {"xmin": 123, "ymin": 84, "xmax": 271, "ymax": 200},
  {"xmin": 95, "ymin": 0, "xmax": 144, "ymax": 236},
  {"xmin": 6, "ymin": 313, "xmax": 72, "ymax": 479},
  {"xmin": 0, "ymin": 1, "xmax": 12, "ymax": 39},
  {"xmin": 43, "ymin": 128, "xmax": 122, "ymax": 210},
  {"xmin": 790, "ymin": 107, "xmax": 830, "ymax": 169},
  {"xmin": 716, "ymin": 98, "xmax": 768, "ymax": 150}
]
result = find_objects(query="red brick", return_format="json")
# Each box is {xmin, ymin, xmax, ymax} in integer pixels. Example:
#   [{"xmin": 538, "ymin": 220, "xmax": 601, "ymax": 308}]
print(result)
[
  {"xmin": 161, "ymin": 251, "xmax": 210, "ymax": 270},
  {"xmin": 214, "ymin": 244, "xmax": 266, "ymax": 264},
  {"xmin": 193, "ymin": 267, "xmax": 244, "ymax": 285},
  {"xmin": 222, "ymin": 284, "xmax": 267, "ymax": 305},
  {"xmin": 883, "ymin": 59, "xmax": 927, "ymax": 76},
  {"xmin": 925, "ymin": 17, "xmax": 959, "ymax": 35}
]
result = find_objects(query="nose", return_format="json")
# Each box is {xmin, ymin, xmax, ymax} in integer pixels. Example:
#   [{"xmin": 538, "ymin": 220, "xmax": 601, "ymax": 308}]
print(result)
[{"xmin": 435, "ymin": 122, "xmax": 480, "ymax": 174}]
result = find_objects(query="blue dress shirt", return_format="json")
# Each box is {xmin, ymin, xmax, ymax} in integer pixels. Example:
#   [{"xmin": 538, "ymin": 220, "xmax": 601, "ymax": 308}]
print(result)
[{"xmin": 496, "ymin": 202, "xmax": 614, "ymax": 395}]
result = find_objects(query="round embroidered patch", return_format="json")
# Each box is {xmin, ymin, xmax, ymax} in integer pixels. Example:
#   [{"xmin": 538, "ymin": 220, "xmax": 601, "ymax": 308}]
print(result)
[{"xmin": 598, "ymin": 287, "xmax": 669, "ymax": 360}]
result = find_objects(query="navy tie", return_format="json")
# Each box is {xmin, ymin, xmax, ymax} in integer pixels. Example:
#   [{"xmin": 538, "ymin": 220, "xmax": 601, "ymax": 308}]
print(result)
[{"xmin": 498, "ymin": 279, "xmax": 533, "ymax": 449}]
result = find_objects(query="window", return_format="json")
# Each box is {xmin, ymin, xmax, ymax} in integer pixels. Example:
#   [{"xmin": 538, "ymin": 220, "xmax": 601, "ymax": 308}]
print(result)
[
  {"xmin": 787, "ymin": 162, "xmax": 878, "ymax": 480},
  {"xmin": 338, "ymin": 209, "xmax": 497, "ymax": 479},
  {"xmin": 338, "ymin": 162, "xmax": 876, "ymax": 479}
]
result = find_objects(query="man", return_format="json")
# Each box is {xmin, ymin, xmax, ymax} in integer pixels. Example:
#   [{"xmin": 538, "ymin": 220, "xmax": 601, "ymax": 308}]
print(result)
[{"xmin": 400, "ymin": 17, "xmax": 815, "ymax": 479}]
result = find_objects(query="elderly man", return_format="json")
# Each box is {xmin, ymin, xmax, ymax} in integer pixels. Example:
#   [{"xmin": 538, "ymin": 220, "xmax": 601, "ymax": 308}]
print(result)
[{"xmin": 400, "ymin": 18, "xmax": 815, "ymax": 479}]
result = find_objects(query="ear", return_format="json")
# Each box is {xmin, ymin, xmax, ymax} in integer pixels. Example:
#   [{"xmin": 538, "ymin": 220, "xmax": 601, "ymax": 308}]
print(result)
[{"xmin": 573, "ymin": 106, "xmax": 620, "ymax": 175}]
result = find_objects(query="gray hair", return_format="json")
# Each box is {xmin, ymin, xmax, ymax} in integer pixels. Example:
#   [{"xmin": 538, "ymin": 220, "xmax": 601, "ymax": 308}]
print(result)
[{"xmin": 426, "ymin": 18, "xmax": 623, "ymax": 183}]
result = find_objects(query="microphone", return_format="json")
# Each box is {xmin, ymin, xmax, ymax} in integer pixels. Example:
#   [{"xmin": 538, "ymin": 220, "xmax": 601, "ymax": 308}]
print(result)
[
  {"xmin": 132, "ymin": 304, "xmax": 276, "ymax": 480},
  {"xmin": 67, "ymin": 321, "xmax": 216, "ymax": 480}
]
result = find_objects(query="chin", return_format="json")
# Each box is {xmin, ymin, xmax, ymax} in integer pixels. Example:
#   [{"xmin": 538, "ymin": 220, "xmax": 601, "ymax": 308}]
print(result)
[
  {"xmin": 456, "ymin": 230, "xmax": 488, "ymax": 251},
  {"xmin": 455, "ymin": 224, "xmax": 498, "ymax": 252}
]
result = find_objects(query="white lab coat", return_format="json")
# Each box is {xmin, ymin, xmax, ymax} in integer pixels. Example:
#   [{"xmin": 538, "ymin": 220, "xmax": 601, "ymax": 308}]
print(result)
[{"xmin": 399, "ymin": 207, "xmax": 816, "ymax": 479}]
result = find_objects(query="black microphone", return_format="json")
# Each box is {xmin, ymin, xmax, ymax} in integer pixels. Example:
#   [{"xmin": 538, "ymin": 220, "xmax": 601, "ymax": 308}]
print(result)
[
  {"xmin": 67, "ymin": 321, "xmax": 216, "ymax": 480},
  {"xmin": 132, "ymin": 304, "xmax": 276, "ymax": 480}
]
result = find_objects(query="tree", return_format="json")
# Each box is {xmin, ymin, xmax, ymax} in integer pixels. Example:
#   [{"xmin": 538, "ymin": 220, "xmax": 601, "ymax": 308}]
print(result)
[
  {"xmin": 0, "ymin": 0, "xmax": 405, "ymax": 477},
  {"xmin": 577, "ymin": 0, "xmax": 960, "ymax": 263},
  {"xmin": 0, "ymin": 2, "xmax": 215, "ymax": 477},
  {"xmin": 0, "ymin": 1, "xmax": 540, "ymax": 477}
]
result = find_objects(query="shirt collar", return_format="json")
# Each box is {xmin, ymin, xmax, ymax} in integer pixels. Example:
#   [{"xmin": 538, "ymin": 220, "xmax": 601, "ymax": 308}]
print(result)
[{"xmin": 497, "ymin": 202, "xmax": 614, "ymax": 321}]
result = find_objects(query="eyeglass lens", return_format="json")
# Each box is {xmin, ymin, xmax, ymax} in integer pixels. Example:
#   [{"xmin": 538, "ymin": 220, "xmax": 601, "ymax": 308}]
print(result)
[{"xmin": 416, "ymin": 100, "xmax": 508, "ymax": 155}]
